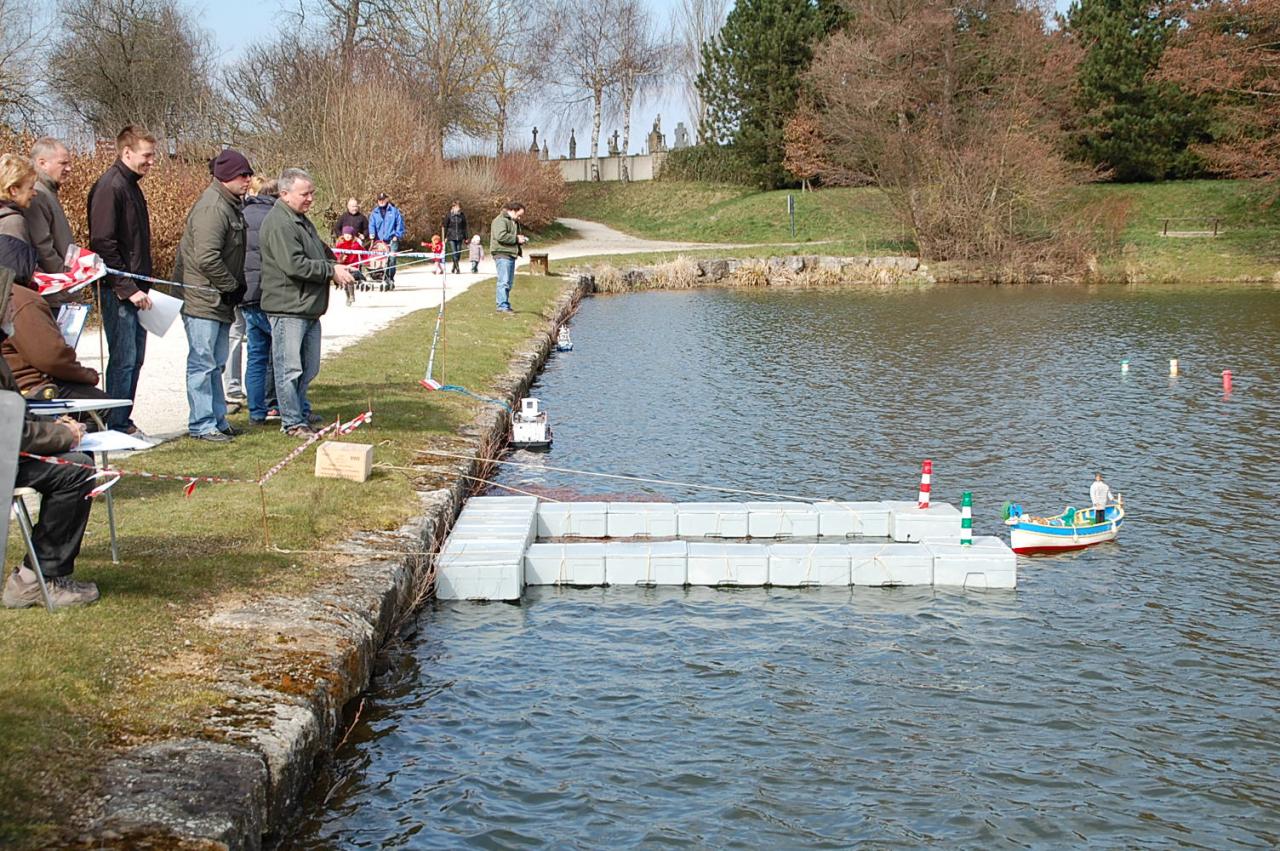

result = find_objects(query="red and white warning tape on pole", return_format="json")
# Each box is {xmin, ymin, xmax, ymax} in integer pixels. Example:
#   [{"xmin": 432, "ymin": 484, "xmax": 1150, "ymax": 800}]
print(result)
[
  {"xmin": 917, "ymin": 459, "xmax": 932, "ymax": 509},
  {"xmin": 17, "ymin": 410, "xmax": 373, "ymax": 497}
]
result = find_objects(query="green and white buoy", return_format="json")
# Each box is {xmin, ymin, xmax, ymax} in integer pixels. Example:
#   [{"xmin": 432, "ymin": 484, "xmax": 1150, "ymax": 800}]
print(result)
[{"xmin": 961, "ymin": 491, "xmax": 973, "ymax": 546}]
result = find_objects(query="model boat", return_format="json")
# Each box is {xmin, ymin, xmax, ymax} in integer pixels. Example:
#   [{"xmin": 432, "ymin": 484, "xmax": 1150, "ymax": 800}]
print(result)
[
  {"xmin": 511, "ymin": 397, "xmax": 553, "ymax": 450},
  {"xmin": 1003, "ymin": 496, "xmax": 1124, "ymax": 554}
]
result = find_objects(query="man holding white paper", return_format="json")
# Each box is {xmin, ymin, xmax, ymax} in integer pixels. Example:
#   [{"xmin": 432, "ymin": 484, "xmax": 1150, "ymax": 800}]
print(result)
[{"xmin": 87, "ymin": 125, "xmax": 156, "ymax": 435}]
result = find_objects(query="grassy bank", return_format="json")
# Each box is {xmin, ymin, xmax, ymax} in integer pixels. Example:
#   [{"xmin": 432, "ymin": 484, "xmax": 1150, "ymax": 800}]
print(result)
[
  {"xmin": 0, "ymin": 272, "xmax": 569, "ymax": 846},
  {"xmin": 565, "ymin": 179, "xmax": 1280, "ymax": 281}
]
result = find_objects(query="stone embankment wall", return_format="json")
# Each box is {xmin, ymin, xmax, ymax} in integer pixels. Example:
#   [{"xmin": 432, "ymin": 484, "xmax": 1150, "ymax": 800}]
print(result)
[
  {"xmin": 578, "ymin": 255, "xmax": 931, "ymax": 293},
  {"xmin": 80, "ymin": 278, "xmax": 593, "ymax": 850}
]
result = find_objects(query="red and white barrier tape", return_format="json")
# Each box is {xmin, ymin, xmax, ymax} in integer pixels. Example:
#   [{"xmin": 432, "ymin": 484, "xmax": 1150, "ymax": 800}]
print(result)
[{"xmin": 17, "ymin": 410, "xmax": 373, "ymax": 498}]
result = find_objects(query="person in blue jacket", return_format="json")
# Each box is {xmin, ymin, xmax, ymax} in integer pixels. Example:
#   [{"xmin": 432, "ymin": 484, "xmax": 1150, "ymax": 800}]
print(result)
[{"xmin": 368, "ymin": 192, "xmax": 405, "ymax": 288}]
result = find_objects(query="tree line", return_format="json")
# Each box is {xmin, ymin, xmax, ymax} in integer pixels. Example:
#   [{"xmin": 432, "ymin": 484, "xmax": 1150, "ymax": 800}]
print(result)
[{"xmin": 685, "ymin": 0, "xmax": 1280, "ymax": 263}]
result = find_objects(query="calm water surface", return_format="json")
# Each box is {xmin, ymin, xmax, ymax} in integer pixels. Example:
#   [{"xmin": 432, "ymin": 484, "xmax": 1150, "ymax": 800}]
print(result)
[{"xmin": 288, "ymin": 284, "xmax": 1280, "ymax": 849}]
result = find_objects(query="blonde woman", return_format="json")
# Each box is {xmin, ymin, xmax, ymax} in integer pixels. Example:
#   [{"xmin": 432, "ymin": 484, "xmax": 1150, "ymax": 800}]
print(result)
[{"xmin": 0, "ymin": 153, "xmax": 38, "ymax": 285}]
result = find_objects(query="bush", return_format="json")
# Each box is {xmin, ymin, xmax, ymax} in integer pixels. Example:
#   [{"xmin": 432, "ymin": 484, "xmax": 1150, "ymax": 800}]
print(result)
[
  {"xmin": 395, "ymin": 154, "xmax": 568, "ymax": 244},
  {"xmin": 658, "ymin": 144, "xmax": 752, "ymax": 185}
]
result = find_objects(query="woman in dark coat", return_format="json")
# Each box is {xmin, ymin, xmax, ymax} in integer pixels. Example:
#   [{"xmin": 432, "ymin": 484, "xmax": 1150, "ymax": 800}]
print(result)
[
  {"xmin": 441, "ymin": 200, "xmax": 467, "ymax": 274},
  {"xmin": 0, "ymin": 154, "xmax": 39, "ymax": 287}
]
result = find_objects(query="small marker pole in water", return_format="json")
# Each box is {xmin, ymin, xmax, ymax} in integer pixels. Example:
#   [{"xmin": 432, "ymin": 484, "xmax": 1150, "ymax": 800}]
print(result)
[
  {"xmin": 1121, "ymin": 359, "xmax": 1129, "ymax": 373},
  {"xmin": 1169, "ymin": 358, "xmax": 1179, "ymax": 376},
  {"xmin": 960, "ymin": 492, "xmax": 973, "ymax": 546},
  {"xmin": 1222, "ymin": 369, "xmax": 1233, "ymax": 394},
  {"xmin": 917, "ymin": 459, "xmax": 932, "ymax": 509}
]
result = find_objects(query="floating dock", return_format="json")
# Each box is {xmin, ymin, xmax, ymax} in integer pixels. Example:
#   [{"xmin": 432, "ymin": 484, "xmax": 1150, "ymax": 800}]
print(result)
[{"xmin": 435, "ymin": 497, "xmax": 1017, "ymax": 601}]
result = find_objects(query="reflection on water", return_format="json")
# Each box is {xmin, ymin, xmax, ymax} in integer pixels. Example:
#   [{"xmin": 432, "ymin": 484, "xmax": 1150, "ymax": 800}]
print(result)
[{"xmin": 287, "ymin": 284, "xmax": 1280, "ymax": 849}]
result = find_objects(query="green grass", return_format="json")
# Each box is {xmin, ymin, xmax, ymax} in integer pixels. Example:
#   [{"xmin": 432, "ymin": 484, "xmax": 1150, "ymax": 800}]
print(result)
[
  {"xmin": 0, "ymin": 272, "xmax": 570, "ymax": 846},
  {"xmin": 565, "ymin": 179, "xmax": 1280, "ymax": 281}
]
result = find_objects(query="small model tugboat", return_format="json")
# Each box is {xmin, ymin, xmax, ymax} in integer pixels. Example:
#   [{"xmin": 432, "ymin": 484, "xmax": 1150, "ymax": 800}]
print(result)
[
  {"xmin": 1003, "ymin": 496, "xmax": 1124, "ymax": 555},
  {"xmin": 555, "ymin": 326, "xmax": 574, "ymax": 352},
  {"xmin": 511, "ymin": 397, "xmax": 553, "ymax": 451}
]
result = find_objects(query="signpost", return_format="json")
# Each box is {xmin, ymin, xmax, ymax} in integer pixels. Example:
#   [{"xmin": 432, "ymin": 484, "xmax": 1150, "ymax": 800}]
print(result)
[{"xmin": 787, "ymin": 194, "xmax": 796, "ymax": 239}]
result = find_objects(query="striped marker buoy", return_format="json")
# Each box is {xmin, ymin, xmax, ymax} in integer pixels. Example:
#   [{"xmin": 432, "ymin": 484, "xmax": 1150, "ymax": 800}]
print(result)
[
  {"xmin": 961, "ymin": 491, "xmax": 973, "ymax": 546},
  {"xmin": 917, "ymin": 459, "xmax": 932, "ymax": 509}
]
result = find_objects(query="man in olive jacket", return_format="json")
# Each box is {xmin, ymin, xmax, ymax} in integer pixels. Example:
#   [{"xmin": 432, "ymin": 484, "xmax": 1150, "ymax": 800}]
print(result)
[
  {"xmin": 259, "ymin": 168, "xmax": 354, "ymax": 436},
  {"xmin": 176, "ymin": 150, "xmax": 252, "ymax": 442},
  {"xmin": 22, "ymin": 137, "xmax": 74, "ymax": 274},
  {"xmin": 0, "ymin": 268, "xmax": 99, "ymax": 609},
  {"xmin": 489, "ymin": 201, "xmax": 527, "ymax": 313}
]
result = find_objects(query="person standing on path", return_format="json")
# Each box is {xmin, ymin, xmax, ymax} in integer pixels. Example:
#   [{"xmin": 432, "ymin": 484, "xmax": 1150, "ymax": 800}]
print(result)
[
  {"xmin": 490, "ymin": 201, "xmax": 527, "ymax": 313},
  {"xmin": 442, "ymin": 200, "xmax": 467, "ymax": 274},
  {"xmin": 23, "ymin": 137, "xmax": 74, "ymax": 273},
  {"xmin": 1090, "ymin": 472, "xmax": 1116, "ymax": 524},
  {"xmin": 260, "ymin": 168, "xmax": 355, "ymax": 437},
  {"xmin": 241, "ymin": 177, "xmax": 279, "ymax": 425},
  {"xmin": 176, "ymin": 149, "xmax": 252, "ymax": 444},
  {"xmin": 87, "ymin": 125, "xmax": 156, "ymax": 434},
  {"xmin": 331, "ymin": 197, "xmax": 368, "ymax": 241},
  {"xmin": 369, "ymin": 192, "xmax": 404, "ymax": 288}
]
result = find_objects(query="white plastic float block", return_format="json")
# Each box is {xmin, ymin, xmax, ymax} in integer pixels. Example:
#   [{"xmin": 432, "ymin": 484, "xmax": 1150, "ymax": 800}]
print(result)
[
  {"xmin": 926, "ymin": 536, "xmax": 1017, "ymax": 590},
  {"xmin": 687, "ymin": 542, "xmax": 770, "ymax": 587},
  {"xmin": 746, "ymin": 502, "xmax": 821, "ymax": 538},
  {"xmin": 524, "ymin": 543, "xmax": 608, "ymax": 586},
  {"xmin": 605, "ymin": 541, "xmax": 688, "ymax": 586},
  {"xmin": 677, "ymin": 502, "xmax": 750, "ymax": 538},
  {"xmin": 814, "ymin": 501, "xmax": 891, "ymax": 538},
  {"xmin": 461, "ymin": 495, "xmax": 539, "ymax": 512},
  {"xmin": 885, "ymin": 500, "xmax": 962, "ymax": 543},
  {"xmin": 447, "ymin": 518, "xmax": 537, "ymax": 546},
  {"xmin": 849, "ymin": 543, "xmax": 934, "ymax": 586},
  {"xmin": 435, "ymin": 541, "xmax": 525, "ymax": 601},
  {"xmin": 768, "ymin": 543, "xmax": 852, "ymax": 587},
  {"xmin": 605, "ymin": 502, "xmax": 679, "ymax": 538},
  {"xmin": 537, "ymin": 502, "xmax": 609, "ymax": 538}
]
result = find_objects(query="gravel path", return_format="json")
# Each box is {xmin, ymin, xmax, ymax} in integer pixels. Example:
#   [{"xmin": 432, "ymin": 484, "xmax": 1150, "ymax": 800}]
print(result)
[{"xmin": 73, "ymin": 220, "xmax": 720, "ymax": 441}]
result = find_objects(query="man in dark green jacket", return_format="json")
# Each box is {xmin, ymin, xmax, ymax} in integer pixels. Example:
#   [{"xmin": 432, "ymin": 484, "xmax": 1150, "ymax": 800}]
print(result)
[
  {"xmin": 260, "ymin": 168, "xmax": 355, "ymax": 437},
  {"xmin": 490, "ymin": 201, "xmax": 527, "ymax": 313},
  {"xmin": 176, "ymin": 149, "xmax": 252, "ymax": 443}
]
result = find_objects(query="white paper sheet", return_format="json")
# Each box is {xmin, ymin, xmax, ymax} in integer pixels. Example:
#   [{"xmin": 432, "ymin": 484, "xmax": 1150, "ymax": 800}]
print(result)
[
  {"xmin": 76, "ymin": 430, "xmax": 153, "ymax": 453},
  {"xmin": 137, "ymin": 289, "xmax": 182, "ymax": 337},
  {"xmin": 27, "ymin": 398, "xmax": 132, "ymax": 414}
]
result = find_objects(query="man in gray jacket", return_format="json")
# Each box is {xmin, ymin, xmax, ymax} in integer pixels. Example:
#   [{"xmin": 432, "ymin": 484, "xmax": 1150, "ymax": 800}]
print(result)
[
  {"xmin": 260, "ymin": 168, "xmax": 354, "ymax": 437},
  {"xmin": 175, "ymin": 149, "xmax": 252, "ymax": 443},
  {"xmin": 23, "ymin": 138, "xmax": 73, "ymax": 273}
]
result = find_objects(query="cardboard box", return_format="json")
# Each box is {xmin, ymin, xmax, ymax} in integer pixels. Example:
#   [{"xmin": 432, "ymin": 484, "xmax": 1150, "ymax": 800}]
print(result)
[{"xmin": 314, "ymin": 441, "xmax": 372, "ymax": 482}]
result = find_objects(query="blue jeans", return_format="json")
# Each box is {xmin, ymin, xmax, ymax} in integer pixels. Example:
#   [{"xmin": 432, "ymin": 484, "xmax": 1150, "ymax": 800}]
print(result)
[
  {"xmin": 495, "ymin": 256, "xmax": 516, "ymax": 309},
  {"xmin": 243, "ymin": 306, "xmax": 276, "ymax": 421},
  {"xmin": 98, "ymin": 285, "xmax": 147, "ymax": 429},
  {"xmin": 385, "ymin": 238, "xmax": 399, "ymax": 282},
  {"xmin": 269, "ymin": 315, "xmax": 320, "ymax": 429},
  {"xmin": 183, "ymin": 315, "xmax": 231, "ymax": 436}
]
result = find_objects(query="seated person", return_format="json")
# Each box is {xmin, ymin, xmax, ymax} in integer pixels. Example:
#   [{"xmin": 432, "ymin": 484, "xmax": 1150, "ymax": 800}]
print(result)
[
  {"xmin": 0, "ymin": 270, "xmax": 98, "ymax": 609},
  {"xmin": 1, "ymin": 284, "xmax": 107, "ymax": 402}
]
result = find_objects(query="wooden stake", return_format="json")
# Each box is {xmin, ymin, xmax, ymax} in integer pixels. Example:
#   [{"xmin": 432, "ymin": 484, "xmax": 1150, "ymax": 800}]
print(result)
[{"xmin": 256, "ymin": 461, "xmax": 271, "ymax": 548}]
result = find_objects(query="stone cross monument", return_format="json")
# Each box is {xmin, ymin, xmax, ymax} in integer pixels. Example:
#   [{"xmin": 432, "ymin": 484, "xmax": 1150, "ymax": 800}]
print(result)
[{"xmin": 568, "ymin": 129, "xmax": 577, "ymax": 159}]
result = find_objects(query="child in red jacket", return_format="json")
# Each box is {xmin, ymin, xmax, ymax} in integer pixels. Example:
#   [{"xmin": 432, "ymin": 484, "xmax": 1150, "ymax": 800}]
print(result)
[
  {"xmin": 429, "ymin": 234, "xmax": 445, "ymax": 274},
  {"xmin": 333, "ymin": 226, "xmax": 364, "ymax": 305}
]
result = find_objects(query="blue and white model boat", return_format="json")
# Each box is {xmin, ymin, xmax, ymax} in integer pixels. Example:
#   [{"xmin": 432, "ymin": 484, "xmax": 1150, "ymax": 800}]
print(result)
[{"xmin": 1003, "ymin": 497, "xmax": 1124, "ymax": 555}]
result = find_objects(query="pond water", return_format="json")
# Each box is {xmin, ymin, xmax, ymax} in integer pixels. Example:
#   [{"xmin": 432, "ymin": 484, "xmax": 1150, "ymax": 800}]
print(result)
[{"xmin": 286, "ymin": 284, "xmax": 1280, "ymax": 849}]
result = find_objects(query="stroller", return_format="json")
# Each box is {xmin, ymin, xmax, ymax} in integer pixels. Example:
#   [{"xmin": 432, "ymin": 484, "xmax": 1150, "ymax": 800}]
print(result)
[{"xmin": 366, "ymin": 240, "xmax": 394, "ymax": 291}]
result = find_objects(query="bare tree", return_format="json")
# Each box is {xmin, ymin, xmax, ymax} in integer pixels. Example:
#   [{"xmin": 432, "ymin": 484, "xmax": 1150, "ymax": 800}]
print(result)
[
  {"xmin": 474, "ymin": 2, "xmax": 548, "ymax": 156},
  {"xmin": 0, "ymin": 0, "xmax": 47, "ymax": 127},
  {"xmin": 545, "ymin": 0, "xmax": 626, "ymax": 160},
  {"xmin": 370, "ymin": 0, "xmax": 497, "ymax": 159},
  {"xmin": 674, "ymin": 0, "xmax": 730, "ymax": 141},
  {"xmin": 614, "ymin": 0, "xmax": 668, "ymax": 156},
  {"xmin": 48, "ymin": 0, "xmax": 224, "ymax": 142}
]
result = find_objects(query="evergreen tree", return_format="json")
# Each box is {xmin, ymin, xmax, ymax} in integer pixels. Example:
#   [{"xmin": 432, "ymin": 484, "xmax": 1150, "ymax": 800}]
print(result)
[
  {"xmin": 1066, "ymin": 0, "xmax": 1210, "ymax": 181},
  {"xmin": 696, "ymin": 0, "xmax": 839, "ymax": 188}
]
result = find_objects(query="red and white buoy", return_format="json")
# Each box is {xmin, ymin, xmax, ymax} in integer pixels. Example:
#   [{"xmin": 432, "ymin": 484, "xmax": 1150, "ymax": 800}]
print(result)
[
  {"xmin": 1222, "ymin": 369, "xmax": 1233, "ymax": 393},
  {"xmin": 917, "ymin": 459, "xmax": 932, "ymax": 509}
]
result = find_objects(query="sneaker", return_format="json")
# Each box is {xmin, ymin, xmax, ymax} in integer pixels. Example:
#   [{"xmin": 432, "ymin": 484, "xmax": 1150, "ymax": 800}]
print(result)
[
  {"xmin": 265, "ymin": 409, "xmax": 281, "ymax": 421},
  {"xmin": 307, "ymin": 412, "xmax": 326, "ymax": 426},
  {"xmin": 122, "ymin": 424, "xmax": 147, "ymax": 439},
  {"xmin": 497, "ymin": 306, "xmax": 514, "ymax": 314},
  {"xmin": 283, "ymin": 424, "xmax": 316, "ymax": 438},
  {"xmin": 191, "ymin": 431, "xmax": 233, "ymax": 443},
  {"xmin": 226, "ymin": 391, "xmax": 247, "ymax": 404},
  {"xmin": 220, "ymin": 425, "xmax": 245, "ymax": 437},
  {"xmin": 3, "ymin": 571, "xmax": 99, "ymax": 609}
]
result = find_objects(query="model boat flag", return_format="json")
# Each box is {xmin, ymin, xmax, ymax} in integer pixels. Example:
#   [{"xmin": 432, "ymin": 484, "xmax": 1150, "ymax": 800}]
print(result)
[{"xmin": 32, "ymin": 247, "xmax": 106, "ymax": 296}]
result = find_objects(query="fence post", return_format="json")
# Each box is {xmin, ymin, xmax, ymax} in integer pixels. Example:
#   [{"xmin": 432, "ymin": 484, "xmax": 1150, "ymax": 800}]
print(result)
[{"xmin": 1163, "ymin": 219, "xmax": 1169, "ymax": 236}]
